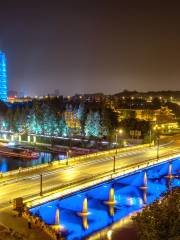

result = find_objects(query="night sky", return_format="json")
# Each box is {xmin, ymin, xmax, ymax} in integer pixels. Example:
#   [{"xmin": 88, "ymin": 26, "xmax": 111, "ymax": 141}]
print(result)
[{"xmin": 1, "ymin": 1, "xmax": 180, "ymax": 96}]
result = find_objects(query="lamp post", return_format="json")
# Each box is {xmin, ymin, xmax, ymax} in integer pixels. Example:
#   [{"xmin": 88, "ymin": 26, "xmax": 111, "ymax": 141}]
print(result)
[
  {"xmin": 153, "ymin": 124, "xmax": 160, "ymax": 160},
  {"xmin": 115, "ymin": 129, "xmax": 123, "ymax": 154},
  {"xmin": 66, "ymin": 149, "xmax": 71, "ymax": 166},
  {"xmin": 40, "ymin": 174, "xmax": 43, "ymax": 196},
  {"xmin": 113, "ymin": 156, "xmax": 116, "ymax": 173},
  {"xmin": 157, "ymin": 135, "xmax": 160, "ymax": 159},
  {"xmin": 149, "ymin": 128, "xmax": 152, "ymax": 146},
  {"xmin": 113, "ymin": 129, "xmax": 123, "ymax": 172}
]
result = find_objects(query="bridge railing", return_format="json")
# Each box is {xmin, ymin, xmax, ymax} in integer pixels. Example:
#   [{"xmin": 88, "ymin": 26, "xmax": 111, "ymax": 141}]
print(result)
[
  {"xmin": 26, "ymin": 152, "xmax": 180, "ymax": 208},
  {"xmin": 49, "ymin": 143, "xmax": 150, "ymax": 166},
  {"xmin": 1, "ymin": 143, "xmax": 150, "ymax": 178}
]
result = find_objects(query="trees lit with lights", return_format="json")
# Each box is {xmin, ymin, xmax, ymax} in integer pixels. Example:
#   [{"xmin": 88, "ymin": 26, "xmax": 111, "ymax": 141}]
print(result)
[
  {"xmin": 85, "ymin": 111, "xmax": 102, "ymax": 137},
  {"xmin": 0, "ymin": 98, "xmax": 119, "ymax": 139}
]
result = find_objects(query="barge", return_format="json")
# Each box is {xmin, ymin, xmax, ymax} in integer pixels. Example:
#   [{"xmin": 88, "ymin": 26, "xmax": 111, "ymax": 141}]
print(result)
[{"xmin": 0, "ymin": 146, "xmax": 39, "ymax": 160}]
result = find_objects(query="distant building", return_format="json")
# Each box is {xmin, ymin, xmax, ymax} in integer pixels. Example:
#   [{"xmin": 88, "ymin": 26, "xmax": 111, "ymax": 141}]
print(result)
[
  {"xmin": 118, "ymin": 106, "xmax": 176, "ymax": 123},
  {"xmin": 83, "ymin": 93, "xmax": 105, "ymax": 102},
  {"xmin": 0, "ymin": 51, "xmax": 8, "ymax": 102},
  {"xmin": 8, "ymin": 96, "xmax": 33, "ymax": 103},
  {"xmin": 117, "ymin": 106, "xmax": 178, "ymax": 131},
  {"xmin": 64, "ymin": 105, "xmax": 81, "ymax": 134}
]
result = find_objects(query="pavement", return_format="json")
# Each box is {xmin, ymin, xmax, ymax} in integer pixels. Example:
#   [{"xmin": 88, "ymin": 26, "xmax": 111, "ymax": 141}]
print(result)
[
  {"xmin": 0, "ymin": 207, "xmax": 51, "ymax": 240},
  {"xmin": 0, "ymin": 139, "xmax": 180, "ymax": 207},
  {"xmin": 0, "ymin": 143, "xmax": 150, "ymax": 184}
]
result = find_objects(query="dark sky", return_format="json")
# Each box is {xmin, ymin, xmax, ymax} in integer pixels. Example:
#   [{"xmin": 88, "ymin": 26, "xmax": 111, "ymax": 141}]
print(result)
[{"xmin": 1, "ymin": 1, "xmax": 180, "ymax": 96}]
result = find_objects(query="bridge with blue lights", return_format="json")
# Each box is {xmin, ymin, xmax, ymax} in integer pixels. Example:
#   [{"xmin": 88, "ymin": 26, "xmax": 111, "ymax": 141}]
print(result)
[
  {"xmin": 0, "ymin": 137, "xmax": 179, "ymax": 239},
  {"xmin": 28, "ymin": 157, "xmax": 179, "ymax": 240}
]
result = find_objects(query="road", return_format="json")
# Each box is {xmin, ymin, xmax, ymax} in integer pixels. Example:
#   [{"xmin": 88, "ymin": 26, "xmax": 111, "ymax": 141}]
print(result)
[{"xmin": 0, "ymin": 137, "xmax": 180, "ymax": 207}]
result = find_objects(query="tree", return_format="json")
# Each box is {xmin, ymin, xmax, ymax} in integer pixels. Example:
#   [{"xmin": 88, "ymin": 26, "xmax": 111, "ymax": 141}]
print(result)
[
  {"xmin": 5, "ymin": 109, "xmax": 13, "ymax": 131},
  {"xmin": 76, "ymin": 102, "xmax": 85, "ymax": 135},
  {"xmin": 42, "ymin": 105, "xmax": 51, "ymax": 135},
  {"xmin": 120, "ymin": 118, "xmax": 150, "ymax": 138},
  {"xmin": 152, "ymin": 97, "xmax": 161, "ymax": 109},
  {"xmin": 27, "ymin": 103, "xmax": 43, "ymax": 134},
  {"xmin": 58, "ymin": 116, "xmax": 69, "ymax": 136},
  {"xmin": 165, "ymin": 101, "xmax": 180, "ymax": 118},
  {"xmin": 13, "ymin": 107, "xmax": 21, "ymax": 132},
  {"xmin": 84, "ymin": 111, "xmax": 102, "ymax": 137},
  {"xmin": 133, "ymin": 189, "xmax": 180, "ymax": 240}
]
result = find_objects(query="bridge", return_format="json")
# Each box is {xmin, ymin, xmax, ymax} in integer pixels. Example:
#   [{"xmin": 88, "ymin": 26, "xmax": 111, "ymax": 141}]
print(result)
[{"xmin": 0, "ymin": 135, "xmax": 180, "ymax": 208}]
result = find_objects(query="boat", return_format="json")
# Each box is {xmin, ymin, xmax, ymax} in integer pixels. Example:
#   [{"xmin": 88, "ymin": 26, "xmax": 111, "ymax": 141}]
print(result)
[{"xmin": 0, "ymin": 147, "xmax": 39, "ymax": 160}]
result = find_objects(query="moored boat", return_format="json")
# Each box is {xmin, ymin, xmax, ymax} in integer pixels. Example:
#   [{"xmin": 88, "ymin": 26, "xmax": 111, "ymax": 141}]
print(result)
[{"xmin": 0, "ymin": 147, "xmax": 39, "ymax": 160}]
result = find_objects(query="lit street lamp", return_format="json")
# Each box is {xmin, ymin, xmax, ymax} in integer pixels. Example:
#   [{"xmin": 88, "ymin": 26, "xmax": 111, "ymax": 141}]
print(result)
[
  {"xmin": 66, "ymin": 149, "xmax": 72, "ymax": 166},
  {"xmin": 113, "ymin": 156, "xmax": 116, "ymax": 173},
  {"xmin": 157, "ymin": 135, "xmax": 160, "ymax": 159},
  {"xmin": 113, "ymin": 129, "xmax": 123, "ymax": 173},
  {"xmin": 40, "ymin": 173, "xmax": 43, "ymax": 196},
  {"xmin": 115, "ymin": 129, "xmax": 123, "ymax": 154},
  {"xmin": 153, "ymin": 125, "xmax": 160, "ymax": 160},
  {"xmin": 149, "ymin": 128, "xmax": 152, "ymax": 146}
]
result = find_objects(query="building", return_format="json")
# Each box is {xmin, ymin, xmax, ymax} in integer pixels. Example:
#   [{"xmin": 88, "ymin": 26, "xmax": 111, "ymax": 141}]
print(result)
[
  {"xmin": 0, "ymin": 51, "xmax": 7, "ymax": 102},
  {"xmin": 117, "ymin": 106, "xmax": 178, "ymax": 132},
  {"xmin": 64, "ymin": 105, "xmax": 81, "ymax": 134},
  {"xmin": 8, "ymin": 96, "xmax": 33, "ymax": 103}
]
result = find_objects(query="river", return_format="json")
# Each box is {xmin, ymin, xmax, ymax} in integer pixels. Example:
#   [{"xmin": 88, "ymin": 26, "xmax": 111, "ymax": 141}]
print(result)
[
  {"xmin": 30, "ymin": 158, "xmax": 180, "ymax": 240},
  {"xmin": 0, "ymin": 152, "xmax": 66, "ymax": 172}
]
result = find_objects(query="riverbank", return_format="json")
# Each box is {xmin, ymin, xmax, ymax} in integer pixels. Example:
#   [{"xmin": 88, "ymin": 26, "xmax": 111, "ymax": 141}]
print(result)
[
  {"xmin": 0, "ymin": 208, "xmax": 51, "ymax": 240},
  {"xmin": 0, "ymin": 207, "xmax": 138, "ymax": 240}
]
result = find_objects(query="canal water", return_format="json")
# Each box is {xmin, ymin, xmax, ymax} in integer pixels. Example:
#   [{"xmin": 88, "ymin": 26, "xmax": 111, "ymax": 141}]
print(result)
[
  {"xmin": 0, "ymin": 152, "xmax": 66, "ymax": 172},
  {"xmin": 30, "ymin": 158, "xmax": 180, "ymax": 240}
]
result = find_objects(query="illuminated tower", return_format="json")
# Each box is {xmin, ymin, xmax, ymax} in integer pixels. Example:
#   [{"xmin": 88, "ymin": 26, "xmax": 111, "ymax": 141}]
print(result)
[{"xmin": 0, "ymin": 51, "xmax": 8, "ymax": 102}]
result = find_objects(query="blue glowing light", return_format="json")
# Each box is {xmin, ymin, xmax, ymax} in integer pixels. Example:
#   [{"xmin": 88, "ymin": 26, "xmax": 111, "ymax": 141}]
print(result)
[
  {"xmin": 0, "ymin": 51, "xmax": 8, "ymax": 102},
  {"xmin": 30, "ymin": 158, "xmax": 180, "ymax": 240}
]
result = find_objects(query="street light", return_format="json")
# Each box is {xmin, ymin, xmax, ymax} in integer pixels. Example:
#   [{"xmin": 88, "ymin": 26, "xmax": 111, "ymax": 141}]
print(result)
[
  {"xmin": 113, "ymin": 156, "xmax": 116, "ymax": 173},
  {"xmin": 40, "ymin": 174, "xmax": 43, "ymax": 196},
  {"xmin": 149, "ymin": 127, "xmax": 152, "ymax": 147},
  {"xmin": 115, "ymin": 129, "xmax": 123, "ymax": 154},
  {"xmin": 157, "ymin": 135, "xmax": 160, "ymax": 159},
  {"xmin": 113, "ymin": 129, "xmax": 123, "ymax": 173},
  {"xmin": 153, "ymin": 125, "xmax": 160, "ymax": 160},
  {"xmin": 66, "ymin": 149, "xmax": 71, "ymax": 166}
]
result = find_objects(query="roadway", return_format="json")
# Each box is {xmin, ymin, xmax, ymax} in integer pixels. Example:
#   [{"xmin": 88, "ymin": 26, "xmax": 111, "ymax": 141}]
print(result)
[{"xmin": 0, "ymin": 137, "xmax": 180, "ymax": 207}]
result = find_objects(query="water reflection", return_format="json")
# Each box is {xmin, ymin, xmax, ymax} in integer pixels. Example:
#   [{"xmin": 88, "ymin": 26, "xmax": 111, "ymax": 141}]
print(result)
[
  {"xmin": 0, "ymin": 152, "xmax": 66, "ymax": 172},
  {"xmin": 30, "ymin": 158, "xmax": 180, "ymax": 240}
]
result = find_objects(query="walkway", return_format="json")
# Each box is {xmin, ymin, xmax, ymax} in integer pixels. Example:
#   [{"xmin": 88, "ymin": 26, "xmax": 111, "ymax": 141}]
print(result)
[{"xmin": 0, "ymin": 208, "xmax": 50, "ymax": 240}]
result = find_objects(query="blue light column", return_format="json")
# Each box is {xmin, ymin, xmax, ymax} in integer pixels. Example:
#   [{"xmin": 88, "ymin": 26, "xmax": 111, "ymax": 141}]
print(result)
[{"xmin": 0, "ymin": 51, "xmax": 8, "ymax": 102}]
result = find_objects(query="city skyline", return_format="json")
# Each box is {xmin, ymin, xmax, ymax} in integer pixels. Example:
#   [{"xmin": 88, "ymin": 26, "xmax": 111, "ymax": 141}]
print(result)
[{"xmin": 1, "ymin": 1, "xmax": 180, "ymax": 96}]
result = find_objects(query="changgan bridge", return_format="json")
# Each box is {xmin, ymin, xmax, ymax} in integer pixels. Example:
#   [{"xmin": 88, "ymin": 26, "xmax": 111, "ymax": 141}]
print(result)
[
  {"xmin": 0, "ymin": 135, "xmax": 179, "ymax": 239},
  {"xmin": 0, "ymin": 135, "xmax": 179, "ymax": 206}
]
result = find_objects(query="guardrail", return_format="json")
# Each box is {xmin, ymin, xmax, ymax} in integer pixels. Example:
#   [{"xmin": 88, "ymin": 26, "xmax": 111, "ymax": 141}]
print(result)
[
  {"xmin": 55, "ymin": 143, "xmax": 150, "ymax": 165},
  {"xmin": 26, "ymin": 152, "xmax": 180, "ymax": 208},
  {"xmin": 1, "ymin": 143, "xmax": 150, "ymax": 178}
]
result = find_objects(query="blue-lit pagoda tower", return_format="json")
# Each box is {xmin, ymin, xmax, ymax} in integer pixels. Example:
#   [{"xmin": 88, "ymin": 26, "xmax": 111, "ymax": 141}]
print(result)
[{"xmin": 0, "ymin": 51, "xmax": 7, "ymax": 102}]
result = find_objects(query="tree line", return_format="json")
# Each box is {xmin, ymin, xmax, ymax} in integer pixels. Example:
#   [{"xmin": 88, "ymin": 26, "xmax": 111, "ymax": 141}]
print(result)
[
  {"xmin": 0, "ymin": 97, "xmax": 155, "ymax": 141},
  {"xmin": 0, "ymin": 98, "xmax": 119, "ymax": 139}
]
